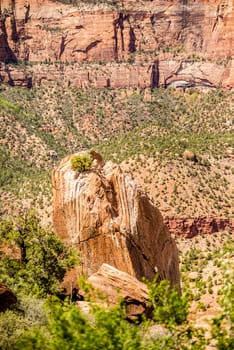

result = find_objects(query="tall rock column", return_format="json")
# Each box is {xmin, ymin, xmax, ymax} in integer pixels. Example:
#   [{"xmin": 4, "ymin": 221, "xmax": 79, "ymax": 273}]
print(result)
[{"xmin": 52, "ymin": 156, "xmax": 180, "ymax": 289}]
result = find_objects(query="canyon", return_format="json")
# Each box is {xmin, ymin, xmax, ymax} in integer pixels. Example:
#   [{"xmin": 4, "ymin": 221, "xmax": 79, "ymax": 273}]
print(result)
[
  {"xmin": 0, "ymin": 0, "xmax": 233, "ymax": 89},
  {"xmin": 0, "ymin": 2, "xmax": 233, "ymax": 347}
]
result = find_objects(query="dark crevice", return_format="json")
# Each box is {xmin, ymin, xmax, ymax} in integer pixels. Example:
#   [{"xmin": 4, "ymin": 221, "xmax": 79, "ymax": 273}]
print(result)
[
  {"xmin": 181, "ymin": 0, "xmax": 189, "ymax": 29},
  {"xmin": 0, "ymin": 10, "xmax": 17, "ymax": 63},
  {"xmin": 59, "ymin": 34, "xmax": 73, "ymax": 59},
  {"xmin": 129, "ymin": 26, "xmax": 136, "ymax": 53},
  {"xmin": 113, "ymin": 12, "xmax": 128, "ymax": 59},
  {"xmin": 72, "ymin": 40, "xmax": 101, "ymax": 55},
  {"xmin": 151, "ymin": 59, "xmax": 159, "ymax": 88},
  {"xmin": 24, "ymin": 4, "xmax": 30, "ymax": 24}
]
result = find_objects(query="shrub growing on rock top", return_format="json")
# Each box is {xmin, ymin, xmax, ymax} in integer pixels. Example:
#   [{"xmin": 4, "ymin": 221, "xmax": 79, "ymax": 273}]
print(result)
[{"xmin": 70, "ymin": 153, "xmax": 92, "ymax": 172}]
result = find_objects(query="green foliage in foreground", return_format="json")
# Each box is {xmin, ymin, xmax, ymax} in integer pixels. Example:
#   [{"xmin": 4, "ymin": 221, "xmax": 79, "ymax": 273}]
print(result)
[
  {"xmin": 211, "ymin": 259, "xmax": 234, "ymax": 350},
  {"xmin": 0, "ymin": 210, "xmax": 77, "ymax": 296},
  {"xmin": 71, "ymin": 153, "xmax": 92, "ymax": 172},
  {"xmin": 15, "ymin": 283, "xmax": 205, "ymax": 350},
  {"xmin": 146, "ymin": 278, "xmax": 188, "ymax": 326},
  {"xmin": 0, "ymin": 237, "xmax": 233, "ymax": 350},
  {"xmin": 16, "ymin": 301, "xmax": 141, "ymax": 350}
]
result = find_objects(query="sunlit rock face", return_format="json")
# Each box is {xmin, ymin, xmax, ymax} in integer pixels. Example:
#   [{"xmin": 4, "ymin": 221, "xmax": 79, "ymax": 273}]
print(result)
[
  {"xmin": 52, "ymin": 156, "xmax": 181, "ymax": 289},
  {"xmin": 0, "ymin": 0, "xmax": 233, "ymax": 88}
]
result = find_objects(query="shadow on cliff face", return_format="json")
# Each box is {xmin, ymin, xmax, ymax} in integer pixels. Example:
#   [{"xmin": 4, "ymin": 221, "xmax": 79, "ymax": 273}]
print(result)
[
  {"xmin": 178, "ymin": 0, "xmax": 205, "ymax": 51},
  {"xmin": 150, "ymin": 59, "xmax": 159, "ymax": 88},
  {"xmin": 0, "ymin": 10, "xmax": 17, "ymax": 63},
  {"xmin": 126, "ymin": 194, "xmax": 181, "ymax": 290}
]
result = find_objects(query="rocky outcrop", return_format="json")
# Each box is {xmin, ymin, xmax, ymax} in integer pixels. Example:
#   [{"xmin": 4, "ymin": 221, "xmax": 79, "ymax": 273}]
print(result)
[
  {"xmin": 165, "ymin": 216, "xmax": 234, "ymax": 237},
  {"xmin": 0, "ymin": 0, "xmax": 233, "ymax": 88},
  {"xmin": 0, "ymin": 282, "xmax": 17, "ymax": 311},
  {"xmin": 52, "ymin": 156, "xmax": 180, "ymax": 289},
  {"xmin": 86, "ymin": 263, "xmax": 149, "ymax": 320}
]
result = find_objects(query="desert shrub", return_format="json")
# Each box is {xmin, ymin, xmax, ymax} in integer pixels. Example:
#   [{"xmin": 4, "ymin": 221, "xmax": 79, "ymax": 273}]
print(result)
[
  {"xmin": 0, "ymin": 296, "xmax": 46, "ymax": 350},
  {"xmin": 211, "ymin": 257, "xmax": 234, "ymax": 349},
  {"xmin": 16, "ymin": 299, "xmax": 141, "ymax": 350},
  {"xmin": 15, "ymin": 279, "xmax": 206, "ymax": 350},
  {"xmin": 70, "ymin": 153, "xmax": 92, "ymax": 172},
  {"xmin": 0, "ymin": 210, "xmax": 77, "ymax": 296},
  {"xmin": 146, "ymin": 278, "xmax": 188, "ymax": 326},
  {"xmin": 0, "ymin": 310, "xmax": 29, "ymax": 350}
]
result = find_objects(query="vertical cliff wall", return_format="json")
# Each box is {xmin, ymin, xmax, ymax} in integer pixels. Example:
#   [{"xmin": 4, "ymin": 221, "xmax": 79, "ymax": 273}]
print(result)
[{"xmin": 0, "ymin": 0, "xmax": 233, "ymax": 88}]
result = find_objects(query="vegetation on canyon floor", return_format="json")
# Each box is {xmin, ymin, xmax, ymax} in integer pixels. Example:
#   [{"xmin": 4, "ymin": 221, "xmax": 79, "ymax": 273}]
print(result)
[
  {"xmin": 0, "ymin": 212, "xmax": 233, "ymax": 349},
  {"xmin": 0, "ymin": 73, "xmax": 233, "ymax": 349},
  {"xmin": 0, "ymin": 85, "xmax": 233, "ymax": 219}
]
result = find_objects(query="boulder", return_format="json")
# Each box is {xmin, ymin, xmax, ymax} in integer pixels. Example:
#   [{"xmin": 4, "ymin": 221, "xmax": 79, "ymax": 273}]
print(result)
[
  {"xmin": 53, "ymin": 157, "xmax": 180, "ymax": 290},
  {"xmin": 0, "ymin": 283, "xmax": 17, "ymax": 312},
  {"xmin": 86, "ymin": 263, "xmax": 149, "ymax": 320}
]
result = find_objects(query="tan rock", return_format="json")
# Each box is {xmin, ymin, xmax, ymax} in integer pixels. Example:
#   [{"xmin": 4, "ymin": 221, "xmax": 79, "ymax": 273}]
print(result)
[
  {"xmin": 182, "ymin": 150, "xmax": 198, "ymax": 162},
  {"xmin": 86, "ymin": 263, "xmax": 149, "ymax": 319},
  {"xmin": 52, "ymin": 156, "xmax": 181, "ymax": 289}
]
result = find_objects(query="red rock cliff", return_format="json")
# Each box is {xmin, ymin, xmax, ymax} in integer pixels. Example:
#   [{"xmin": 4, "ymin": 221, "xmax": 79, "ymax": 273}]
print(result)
[
  {"xmin": 0, "ymin": 0, "xmax": 233, "ymax": 88},
  {"xmin": 52, "ymin": 156, "xmax": 181, "ymax": 288}
]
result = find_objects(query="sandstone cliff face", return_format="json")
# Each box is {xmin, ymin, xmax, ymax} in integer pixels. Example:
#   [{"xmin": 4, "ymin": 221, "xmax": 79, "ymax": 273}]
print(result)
[
  {"xmin": 0, "ymin": 0, "xmax": 233, "ymax": 88},
  {"xmin": 52, "ymin": 157, "xmax": 180, "ymax": 288},
  {"xmin": 1, "ymin": 0, "xmax": 233, "ymax": 62}
]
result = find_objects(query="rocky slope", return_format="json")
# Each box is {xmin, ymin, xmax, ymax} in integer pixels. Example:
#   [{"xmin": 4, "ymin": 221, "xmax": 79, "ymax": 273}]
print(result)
[
  {"xmin": 0, "ymin": 85, "xmax": 233, "ymax": 228},
  {"xmin": 52, "ymin": 155, "xmax": 181, "ymax": 287},
  {"xmin": 0, "ymin": 0, "xmax": 233, "ymax": 88}
]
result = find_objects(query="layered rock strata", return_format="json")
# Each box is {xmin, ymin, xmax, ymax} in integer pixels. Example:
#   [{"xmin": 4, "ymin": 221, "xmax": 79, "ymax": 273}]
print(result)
[
  {"xmin": 165, "ymin": 216, "xmax": 234, "ymax": 237},
  {"xmin": 52, "ymin": 156, "xmax": 180, "ymax": 288},
  {"xmin": 0, "ymin": 0, "xmax": 233, "ymax": 88}
]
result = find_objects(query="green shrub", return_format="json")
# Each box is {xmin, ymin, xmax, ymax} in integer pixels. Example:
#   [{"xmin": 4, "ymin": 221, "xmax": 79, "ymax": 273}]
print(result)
[
  {"xmin": 70, "ymin": 153, "xmax": 92, "ymax": 172},
  {"xmin": 0, "ymin": 310, "xmax": 29, "ymax": 350},
  {"xmin": 0, "ymin": 296, "xmax": 46, "ymax": 350},
  {"xmin": 146, "ymin": 278, "xmax": 188, "ymax": 326},
  {"xmin": 16, "ymin": 299, "xmax": 141, "ymax": 350},
  {"xmin": 0, "ymin": 210, "xmax": 77, "ymax": 296}
]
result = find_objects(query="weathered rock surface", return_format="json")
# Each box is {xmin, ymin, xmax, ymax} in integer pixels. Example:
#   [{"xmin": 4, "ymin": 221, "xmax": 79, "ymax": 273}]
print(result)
[
  {"xmin": 0, "ymin": 0, "xmax": 233, "ymax": 88},
  {"xmin": 0, "ymin": 282, "xmax": 17, "ymax": 311},
  {"xmin": 165, "ymin": 216, "xmax": 234, "ymax": 237},
  {"xmin": 86, "ymin": 263, "xmax": 150, "ymax": 319},
  {"xmin": 52, "ymin": 157, "xmax": 180, "ymax": 288}
]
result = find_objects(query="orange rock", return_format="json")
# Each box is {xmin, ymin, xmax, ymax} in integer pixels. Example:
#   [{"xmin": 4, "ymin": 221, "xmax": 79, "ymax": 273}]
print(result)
[
  {"xmin": 86, "ymin": 263, "xmax": 149, "ymax": 319},
  {"xmin": 0, "ymin": 0, "xmax": 233, "ymax": 88},
  {"xmin": 52, "ymin": 157, "xmax": 181, "ymax": 289},
  {"xmin": 164, "ymin": 216, "xmax": 234, "ymax": 237}
]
